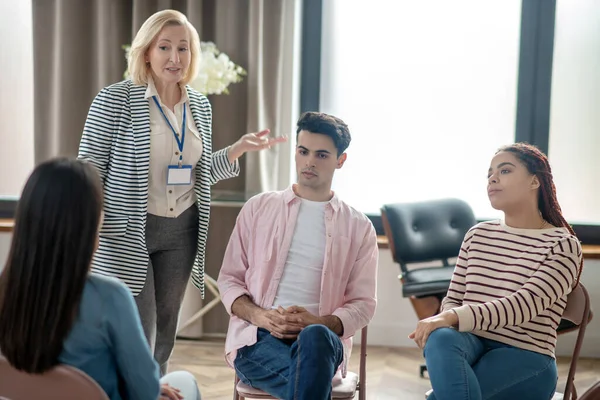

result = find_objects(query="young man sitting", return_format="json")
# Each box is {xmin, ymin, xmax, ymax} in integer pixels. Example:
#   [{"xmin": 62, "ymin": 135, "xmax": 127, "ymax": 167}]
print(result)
[{"xmin": 217, "ymin": 112, "xmax": 378, "ymax": 400}]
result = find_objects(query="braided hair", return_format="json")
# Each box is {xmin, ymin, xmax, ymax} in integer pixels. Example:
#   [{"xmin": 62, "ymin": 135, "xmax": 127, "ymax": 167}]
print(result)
[{"xmin": 497, "ymin": 142, "xmax": 583, "ymax": 286}]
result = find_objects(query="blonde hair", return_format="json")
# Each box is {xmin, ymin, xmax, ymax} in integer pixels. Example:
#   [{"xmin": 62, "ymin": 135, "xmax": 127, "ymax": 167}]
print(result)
[{"xmin": 127, "ymin": 9, "xmax": 201, "ymax": 86}]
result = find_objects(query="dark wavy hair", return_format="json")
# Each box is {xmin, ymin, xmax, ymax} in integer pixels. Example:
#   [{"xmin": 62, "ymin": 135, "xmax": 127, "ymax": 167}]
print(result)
[
  {"xmin": 0, "ymin": 158, "xmax": 103, "ymax": 373},
  {"xmin": 296, "ymin": 112, "xmax": 351, "ymax": 156},
  {"xmin": 497, "ymin": 143, "xmax": 583, "ymax": 286}
]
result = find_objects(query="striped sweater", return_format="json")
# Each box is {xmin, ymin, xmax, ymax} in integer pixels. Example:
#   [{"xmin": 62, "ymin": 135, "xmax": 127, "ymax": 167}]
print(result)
[
  {"xmin": 441, "ymin": 220, "xmax": 582, "ymax": 358},
  {"xmin": 78, "ymin": 80, "xmax": 239, "ymax": 297}
]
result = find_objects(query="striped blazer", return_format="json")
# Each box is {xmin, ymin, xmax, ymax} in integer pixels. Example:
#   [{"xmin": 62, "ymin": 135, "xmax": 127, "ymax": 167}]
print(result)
[{"xmin": 78, "ymin": 79, "xmax": 239, "ymax": 297}]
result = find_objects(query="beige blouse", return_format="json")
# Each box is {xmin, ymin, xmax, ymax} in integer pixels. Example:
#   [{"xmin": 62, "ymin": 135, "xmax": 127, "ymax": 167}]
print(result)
[{"xmin": 146, "ymin": 78, "xmax": 203, "ymax": 218}]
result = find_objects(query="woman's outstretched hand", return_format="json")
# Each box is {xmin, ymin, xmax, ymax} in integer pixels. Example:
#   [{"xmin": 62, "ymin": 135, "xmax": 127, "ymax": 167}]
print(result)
[{"xmin": 228, "ymin": 129, "xmax": 288, "ymax": 163}]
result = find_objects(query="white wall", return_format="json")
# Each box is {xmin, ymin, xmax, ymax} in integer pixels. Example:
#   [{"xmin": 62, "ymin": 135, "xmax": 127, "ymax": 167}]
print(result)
[
  {"xmin": 555, "ymin": 261, "xmax": 600, "ymax": 358},
  {"xmin": 0, "ymin": 0, "xmax": 35, "ymax": 196}
]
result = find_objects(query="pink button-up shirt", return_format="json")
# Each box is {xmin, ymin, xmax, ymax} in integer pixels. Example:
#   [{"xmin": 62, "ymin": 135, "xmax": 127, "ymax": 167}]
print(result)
[{"xmin": 217, "ymin": 186, "xmax": 378, "ymax": 373}]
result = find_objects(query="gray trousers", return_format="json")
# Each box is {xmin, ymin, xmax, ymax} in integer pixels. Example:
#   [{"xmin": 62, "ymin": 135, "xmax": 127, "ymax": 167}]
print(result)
[{"xmin": 135, "ymin": 205, "xmax": 198, "ymax": 376}]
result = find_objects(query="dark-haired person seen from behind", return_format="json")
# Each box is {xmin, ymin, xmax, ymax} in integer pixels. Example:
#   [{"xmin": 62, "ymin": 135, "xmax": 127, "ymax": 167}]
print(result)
[
  {"xmin": 77, "ymin": 9, "xmax": 285, "ymax": 376},
  {"xmin": 0, "ymin": 159, "xmax": 200, "ymax": 400},
  {"xmin": 218, "ymin": 112, "xmax": 378, "ymax": 400},
  {"xmin": 409, "ymin": 143, "xmax": 583, "ymax": 400}
]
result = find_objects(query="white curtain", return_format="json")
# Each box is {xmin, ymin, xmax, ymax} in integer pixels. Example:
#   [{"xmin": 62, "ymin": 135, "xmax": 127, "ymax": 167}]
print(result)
[{"xmin": 244, "ymin": 0, "xmax": 302, "ymax": 193}]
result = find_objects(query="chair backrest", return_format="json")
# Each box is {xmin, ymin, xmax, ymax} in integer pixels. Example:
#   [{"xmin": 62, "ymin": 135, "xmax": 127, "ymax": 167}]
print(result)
[
  {"xmin": 558, "ymin": 283, "xmax": 592, "ymax": 400},
  {"xmin": 562, "ymin": 283, "xmax": 590, "ymax": 326},
  {"xmin": 381, "ymin": 199, "xmax": 476, "ymax": 273},
  {"xmin": 578, "ymin": 381, "xmax": 600, "ymax": 400},
  {"xmin": 0, "ymin": 356, "xmax": 109, "ymax": 400}
]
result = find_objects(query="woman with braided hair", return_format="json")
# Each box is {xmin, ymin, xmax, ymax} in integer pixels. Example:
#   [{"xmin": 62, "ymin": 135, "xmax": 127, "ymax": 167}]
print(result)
[{"xmin": 409, "ymin": 143, "xmax": 583, "ymax": 400}]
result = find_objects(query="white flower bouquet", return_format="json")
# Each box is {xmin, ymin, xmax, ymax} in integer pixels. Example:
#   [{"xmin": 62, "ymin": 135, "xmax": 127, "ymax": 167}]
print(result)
[{"xmin": 122, "ymin": 41, "xmax": 246, "ymax": 95}]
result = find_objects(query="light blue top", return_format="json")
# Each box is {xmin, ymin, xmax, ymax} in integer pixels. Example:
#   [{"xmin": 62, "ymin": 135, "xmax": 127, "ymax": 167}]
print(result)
[{"xmin": 58, "ymin": 273, "xmax": 160, "ymax": 400}]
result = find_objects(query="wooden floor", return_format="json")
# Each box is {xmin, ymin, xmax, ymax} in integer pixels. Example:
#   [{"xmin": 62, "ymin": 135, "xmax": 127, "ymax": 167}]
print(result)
[{"xmin": 170, "ymin": 338, "xmax": 600, "ymax": 400}]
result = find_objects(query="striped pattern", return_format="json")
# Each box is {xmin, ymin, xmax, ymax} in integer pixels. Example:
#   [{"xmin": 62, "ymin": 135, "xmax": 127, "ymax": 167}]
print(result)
[
  {"xmin": 442, "ymin": 220, "xmax": 582, "ymax": 358},
  {"xmin": 78, "ymin": 79, "xmax": 239, "ymax": 297}
]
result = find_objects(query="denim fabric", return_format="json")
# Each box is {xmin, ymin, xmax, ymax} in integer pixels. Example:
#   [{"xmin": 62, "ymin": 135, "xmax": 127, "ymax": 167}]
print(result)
[
  {"xmin": 425, "ymin": 328, "xmax": 557, "ymax": 400},
  {"xmin": 234, "ymin": 325, "xmax": 344, "ymax": 400}
]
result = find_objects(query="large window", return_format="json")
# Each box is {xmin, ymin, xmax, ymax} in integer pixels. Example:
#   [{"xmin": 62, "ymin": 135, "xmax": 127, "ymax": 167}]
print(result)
[
  {"xmin": 319, "ymin": 0, "xmax": 522, "ymax": 219},
  {"xmin": 548, "ymin": 0, "xmax": 600, "ymax": 224}
]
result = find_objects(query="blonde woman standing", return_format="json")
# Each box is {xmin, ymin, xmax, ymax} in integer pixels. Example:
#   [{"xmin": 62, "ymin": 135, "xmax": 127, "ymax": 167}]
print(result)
[{"xmin": 78, "ymin": 9, "xmax": 285, "ymax": 375}]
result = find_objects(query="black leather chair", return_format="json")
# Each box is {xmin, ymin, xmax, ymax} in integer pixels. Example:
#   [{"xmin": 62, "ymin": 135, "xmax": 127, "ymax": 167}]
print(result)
[{"xmin": 381, "ymin": 199, "xmax": 476, "ymax": 377}]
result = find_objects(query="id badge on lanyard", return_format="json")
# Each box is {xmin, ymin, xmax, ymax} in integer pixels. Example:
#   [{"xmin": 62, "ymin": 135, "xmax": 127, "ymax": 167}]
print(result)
[
  {"xmin": 153, "ymin": 96, "xmax": 193, "ymax": 185},
  {"xmin": 167, "ymin": 165, "xmax": 192, "ymax": 185}
]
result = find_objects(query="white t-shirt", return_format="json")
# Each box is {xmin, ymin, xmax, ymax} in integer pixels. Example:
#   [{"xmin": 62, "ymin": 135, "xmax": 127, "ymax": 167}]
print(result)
[{"xmin": 272, "ymin": 198, "xmax": 327, "ymax": 315}]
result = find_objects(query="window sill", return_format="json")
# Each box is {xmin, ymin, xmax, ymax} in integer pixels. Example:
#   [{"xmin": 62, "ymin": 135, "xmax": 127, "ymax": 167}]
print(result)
[{"xmin": 0, "ymin": 219, "xmax": 13, "ymax": 233}]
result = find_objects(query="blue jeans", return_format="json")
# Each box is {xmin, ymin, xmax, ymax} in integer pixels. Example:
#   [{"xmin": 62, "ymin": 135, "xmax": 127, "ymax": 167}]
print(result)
[
  {"xmin": 234, "ymin": 325, "xmax": 344, "ymax": 400},
  {"xmin": 424, "ymin": 328, "xmax": 557, "ymax": 400}
]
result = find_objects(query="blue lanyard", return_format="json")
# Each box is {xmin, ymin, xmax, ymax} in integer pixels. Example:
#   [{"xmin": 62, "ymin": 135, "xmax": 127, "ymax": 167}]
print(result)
[{"xmin": 152, "ymin": 96, "xmax": 186, "ymax": 164}]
